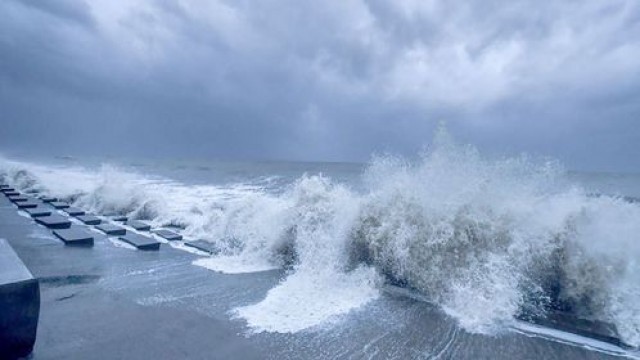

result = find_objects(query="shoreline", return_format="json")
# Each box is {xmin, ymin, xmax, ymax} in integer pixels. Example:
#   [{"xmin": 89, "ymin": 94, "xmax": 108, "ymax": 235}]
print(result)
[{"xmin": 0, "ymin": 193, "xmax": 635, "ymax": 359}]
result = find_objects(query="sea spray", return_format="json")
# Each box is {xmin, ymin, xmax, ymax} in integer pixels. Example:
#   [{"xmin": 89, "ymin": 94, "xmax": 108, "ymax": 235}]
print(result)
[
  {"xmin": 352, "ymin": 140, "xmax": 575, "ymax": 333},
  {"xmin": 2, "ymin": 134, "xmax": 640, "ymax": 345},
  {"xmin": 234, "ymin": 175, "xmax": 381, "ymax": 332}
]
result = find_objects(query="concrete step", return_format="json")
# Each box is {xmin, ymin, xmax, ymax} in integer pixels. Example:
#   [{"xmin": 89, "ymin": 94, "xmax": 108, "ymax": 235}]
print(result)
[
  {"xmin": 126, "ymin": 220, "xmax": 151, "ymax": 232},
  {"xmin": 184, "ymin": 240, "xmax": 220, "ymax": 255},
  {"xmin": 63, "ymin": 207, "xmax": 86, "ymax": 217},
  {"xmin": 76, "ymin": 215, "xmax": 101, "ymax": 225},
  {"xmin": 50, "ymin": 202, "xmax": 70, "ymax": 209},
  {"xmin": 53, "ymin": 227, "xmax": 94, "ymax": 246},
  {"xmin": 119, "ymin": 233, "xmax": 160, "ymax": 251},
  {"xmin": 17, "ymin": 201, "xmax": 39, "ymax": 209},
  {"xmin": 35, "ymin": 215, "xmax": 72, "ymax": 229},
  {"xmin": 23, "ymin": 207, "xmax": 52, "ymax": 218},
  {"xmin": 153, "ymin": 229, "xmax": 182, "ymax": 241},
  {"xmin": 95, "ymin": 224, "xmax": 126, "ymax": 236}
]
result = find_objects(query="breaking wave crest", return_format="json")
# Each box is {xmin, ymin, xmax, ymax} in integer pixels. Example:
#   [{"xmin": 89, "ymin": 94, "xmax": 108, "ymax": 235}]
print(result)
[{"xmin": 1, "ymin": 131, "xmax": 639, "ymax": 345}]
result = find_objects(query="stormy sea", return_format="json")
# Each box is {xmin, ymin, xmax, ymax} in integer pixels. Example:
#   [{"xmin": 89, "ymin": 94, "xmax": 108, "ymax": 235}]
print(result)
[{"xmin": 2, "ymin": 131, "xmax": 640, "ymax": 359}]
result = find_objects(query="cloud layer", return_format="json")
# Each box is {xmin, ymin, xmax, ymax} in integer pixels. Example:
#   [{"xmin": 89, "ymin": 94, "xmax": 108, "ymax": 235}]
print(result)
[{"xmin": 1, "ymin": 0, "xmax": 639, "ymax": 170}]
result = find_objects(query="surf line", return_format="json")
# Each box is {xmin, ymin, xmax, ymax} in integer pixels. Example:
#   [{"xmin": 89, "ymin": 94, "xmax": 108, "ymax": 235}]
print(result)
[{"xmin": 382, "ymin": 285, "xmax": 638, "ymax": 359}]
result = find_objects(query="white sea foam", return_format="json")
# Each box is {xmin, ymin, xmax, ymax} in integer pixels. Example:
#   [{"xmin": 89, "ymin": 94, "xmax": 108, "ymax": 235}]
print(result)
[
  {"xmin": 2, "ymin": 130, "xmax": 640, "ymax": 344},
  {"xmin": 194, "ymin": 255, "xmax": 279, "ymax": 274},
  {"xmin": 233, "ymin": 175, "xmax": 381, "ymax": 332},
  {"xmin": 169, "ymin": 242, "xmax": 211, "ymax": 256},
  {"xmin": 108, "ymin": 238, "xmax": 137, "ymax": 250},
  {"xmin": 234, "ymin": 267, "xmax": 380, "ymax": 333},
  {"xmin": 16, "ymin": 211, "xmax": 33, "ymax": 219}
]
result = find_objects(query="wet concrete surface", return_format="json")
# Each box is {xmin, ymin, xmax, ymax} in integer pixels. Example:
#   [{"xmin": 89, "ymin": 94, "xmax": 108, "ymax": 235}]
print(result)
[{"xmin": 0, "ymin": 195, "xmax": 635, "ymax": 359}]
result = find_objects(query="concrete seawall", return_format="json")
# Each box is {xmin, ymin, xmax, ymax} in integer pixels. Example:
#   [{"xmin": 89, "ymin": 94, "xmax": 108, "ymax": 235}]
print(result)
[
  {"xmin": 0, "ymin": 191, "xmax": 634, "ymax": 359},
  {"xmin": 0, "ymin": 238, "xmax": 40, "ymax": 359}
]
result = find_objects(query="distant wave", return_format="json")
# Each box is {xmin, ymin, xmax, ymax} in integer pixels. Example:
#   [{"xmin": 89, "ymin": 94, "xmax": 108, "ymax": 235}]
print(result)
[{"xmin": 2, "ymin": 130, "xmax": 640, "ymax": 347}]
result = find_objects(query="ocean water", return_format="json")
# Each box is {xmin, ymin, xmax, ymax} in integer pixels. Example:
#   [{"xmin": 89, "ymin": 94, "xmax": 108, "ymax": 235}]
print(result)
[{"xmin": 2, "ymin": 130, "xmax": 640, "ymax": 349}]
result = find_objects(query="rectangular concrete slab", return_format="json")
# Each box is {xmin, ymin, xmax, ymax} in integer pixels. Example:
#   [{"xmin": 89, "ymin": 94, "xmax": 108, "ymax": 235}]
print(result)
[
  {"xmin": 63, "ymin": 207, "xmax": 86, "ymax": 216},
  {"xmin": 40, "ymin": 196, "xmax": 58, "ymax": 203},
  {"xmin": 0, "ymin": 184, "xmax": 10, "ymax": 189},
  {"xmin": 35, "ymin": 215, "xmax": 72, "ymax": 229},
  {"xmin": 126, "ymin": 220, "xmax": 151, "ymax": 231},
  {"xmin": 0, "ymin": 239, "xmax": 40, "ymax": 359},
  {"xmin": 184, "ymin": 240, "xmax": 220, "ymax": 255},
  {"xmin": 96, "ymin": 224, "xmax": 126, "ymax": 236},
  {"xmin": 50, "ymin": 201, "xmax": 70, "ymax": 209},
  {"xmin": 112, "ymin": 216, "xmax": 128, "ymax": 222},
  {"xmin": 76, "ymin": 215, "xmax": 102, "ymax": 225},
  {"xmin": 17, "ymin": 201, "xmax": 39, "ymax": 209},
  {"xmin": 10, "ymin": 196, "xmax": 29, "ymax": 203},
  {"xmin": 53, "ymin": 227, "xmax": 94, "ymax": 246},
  {"xmin": 24, "ymin": 207, "xmax": 52, "ymax": 218},
  {"xmin": 4, "ymin": 191, "xmax": 20, "ymax": 197},
  {"xmin": 1, "ymin": 187, "xmax": 16, "ymax": 193},
  {"xmin": 153, "ymin": 229, "xmax": 183, "ymax": 241},
  {"xmin": 119, "ymin": 233, "xmax": 160, "ymax": 251}
]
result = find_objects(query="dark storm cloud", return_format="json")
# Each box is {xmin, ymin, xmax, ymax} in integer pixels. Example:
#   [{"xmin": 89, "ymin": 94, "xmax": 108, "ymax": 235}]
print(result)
[{"xmin": 1, "ymin": 0, "xmax": 639, "ymax": 171}]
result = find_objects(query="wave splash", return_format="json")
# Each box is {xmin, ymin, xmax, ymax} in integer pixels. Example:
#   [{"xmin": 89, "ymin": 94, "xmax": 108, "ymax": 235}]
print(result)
[{"xmin": 1, "ymin": 132, "xmax": 640, "ymax": 345}]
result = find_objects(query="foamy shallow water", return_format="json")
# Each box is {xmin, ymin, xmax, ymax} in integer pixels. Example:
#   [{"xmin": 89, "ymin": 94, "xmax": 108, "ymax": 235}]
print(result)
[
  {"xmin": 234, "ymin": 267, "xmax": 380, "ymax": 333},
  {"xmin": 194, "ymin": 255, "xmax": 279, "ymax": 274}
]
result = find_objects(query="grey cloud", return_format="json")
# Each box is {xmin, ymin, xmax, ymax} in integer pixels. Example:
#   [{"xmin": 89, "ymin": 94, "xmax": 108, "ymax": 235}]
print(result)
[
  {"xmin": 21, "ymin": 0, "xmax": 94, "ymax": 27},
  {"xmin": 1, "ymin": 0, "xmax": 639, "ymax": 171}
]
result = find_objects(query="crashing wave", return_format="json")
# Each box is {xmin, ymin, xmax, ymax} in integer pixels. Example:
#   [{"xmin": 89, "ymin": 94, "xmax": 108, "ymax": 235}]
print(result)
[{"xmin": 1, "ymin": 131, "xmax": 639, "ymax": 345}]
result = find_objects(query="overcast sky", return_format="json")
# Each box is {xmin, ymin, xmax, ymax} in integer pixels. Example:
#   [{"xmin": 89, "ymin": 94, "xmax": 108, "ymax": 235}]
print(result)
[{"xmin": 1, "ymin": 0, "xmax": 639, "ymax": 171}]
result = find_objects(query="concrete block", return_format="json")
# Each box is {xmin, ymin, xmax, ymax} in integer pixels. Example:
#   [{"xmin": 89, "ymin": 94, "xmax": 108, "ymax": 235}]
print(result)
[
  {"xmin": 53, "ymin": 227, "xmax": 94, "ymax": 246},
  {"xmin": 63, "ymin": 207, "xmax": 86, "ymax": 217},
  {"xmin": 4, "ymin": 191, "xmax": 20, "ymax": 197},
  {"xmin": 184, "ymin": 240, "xmax": 220, "ymax": 255},
  {"xmin": 153, "ymin": 229, "xmax": 182, "ymax": 241},
  {"xmin": 1, "ymin": 187, "xmax": 16, "ymax": 193},
  {"xmin": 96, "ymin": 224, "xmax": 126, "ymax": 236},
  {"xmin": 112, "ymin": 216, "xmax": 128, "ymax": 222},
  {"xmin": 39, "ymin": 196, "xmax": 58, "ymax": 203},
  {"xmin": 17, "ymin": 201, "xmax": 39, "ymax": 209},
  {"xmin": 0, "ymin": 184, "xmax": 10, "ymax": 189},
  {"xmin": 77, "ymin": 215, "xmax": 101, "ymax": 225},
  {"xmin": 24, "ymin": 207, "xmax": 52, "ymax": 218},
  {"xmin": 9, "ymin": 196, "xmax": 28, "ymax": 203},
  {"xmin": 35, "ymin": 215, "xmax": 72, "ymax": 229},
  {"xmin": 118, "ymin": 233, "xmax": 160, "ymax": 251},
  {"xmin": 0, "ymin": 239, "xmax": 40, "ymax": 359},
  {"xmin": 126, "ymin": 220, "xmax": 151, "ymax": 231},
  {"xmin": 50, "ymin": 201, "xmax": 70, "ymax": 209}
]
